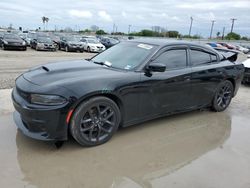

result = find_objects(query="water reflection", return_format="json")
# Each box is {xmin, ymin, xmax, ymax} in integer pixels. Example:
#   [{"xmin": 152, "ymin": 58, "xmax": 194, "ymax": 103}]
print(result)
[{"xmin": 16, "ymin": 111, "xmax": 231, "ymax": 188}]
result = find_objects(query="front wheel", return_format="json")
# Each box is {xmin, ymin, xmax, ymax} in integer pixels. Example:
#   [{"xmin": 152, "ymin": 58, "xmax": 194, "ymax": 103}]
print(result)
[
  {"xmin": 212, "ymin": 80, "xmax": 234, "ymax": 112},
  {"xmin": 70, "ymin": 97, "xmax": 121, "ymax": 146}
]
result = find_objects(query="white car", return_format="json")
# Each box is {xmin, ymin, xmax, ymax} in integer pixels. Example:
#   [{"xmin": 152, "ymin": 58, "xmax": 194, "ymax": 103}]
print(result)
[
  {"xmin": 236, "ymin": 45, "xmax": 249, "ymax": 54},
  {"xmin": 80, "ymin": 38, "xmax": 105, "ymax": 53},
  {"xmin": 242, "ymin": 57, "xmax": 250, "ymax": 84}
]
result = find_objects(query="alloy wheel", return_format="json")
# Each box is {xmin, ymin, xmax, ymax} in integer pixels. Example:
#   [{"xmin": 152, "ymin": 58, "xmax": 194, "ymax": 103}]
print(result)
[
  {"xmin": 216, "ymin": 84, "xmax": 232, "ymax": 108},
  {"xmin": 80, "ymin": 104, "xmax": 115, "ymax": 142}
]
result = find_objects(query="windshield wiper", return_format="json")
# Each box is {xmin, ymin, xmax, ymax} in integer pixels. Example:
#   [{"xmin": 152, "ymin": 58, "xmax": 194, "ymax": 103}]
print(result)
[{"xmin": 93, "ymin": 61, "xmax": 112, "ymax": 67}]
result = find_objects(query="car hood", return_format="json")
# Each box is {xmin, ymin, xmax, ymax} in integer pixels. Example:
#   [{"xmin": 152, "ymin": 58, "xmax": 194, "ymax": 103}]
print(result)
[
  {"xmin": 88, "ymin": 43, "xmax": 104, "ymax": 47},
  {"xmin": 68, "ymin": 41, "xmax": 83, "ymax": 45},
  {"xmin": 22, "ymin": 60, "xmax": 123, "ymax": 87},
  {"xmin": 4, "ymin": 38, "xmax": 23, "ymax": 43}
]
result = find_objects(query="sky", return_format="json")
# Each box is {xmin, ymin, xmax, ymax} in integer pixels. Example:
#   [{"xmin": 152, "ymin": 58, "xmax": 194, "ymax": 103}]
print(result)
[{"xmin": 0, "ymin": 0, "xmax": 250, "ymax": 37}]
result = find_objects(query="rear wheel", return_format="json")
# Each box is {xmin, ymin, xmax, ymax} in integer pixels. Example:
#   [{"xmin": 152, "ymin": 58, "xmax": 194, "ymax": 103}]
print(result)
[
  {"xmin": 70, "ymin": 97, "xmax": 121, "ymax": 146},
  {"xmin": 212, "ymin": 80, "xmax": 234, "ymax": 112}
]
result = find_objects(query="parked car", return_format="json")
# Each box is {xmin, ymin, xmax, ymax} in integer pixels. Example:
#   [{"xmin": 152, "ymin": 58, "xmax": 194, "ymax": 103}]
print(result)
[
  {"xmin": 100, "ymin": 37, "xmax": 119, "ymax": 48},
  {"xmin": 80, "ymin": 38, "xmax": 106, "ymax": 52},
  {"xmin": 12, "ymin": 40, "xmax": 244, "ymax": 147},
  {"xmin": 235, "ymin": 45, "xmax": 249, "ymax": 54},
  {"xmin": 25, "ymin": 32, "xmax": 36, "ymax": 46},
  {"xmin": 59, "ymin": 36, "xmax": 84, "ymax": 52},
  {"xmin": 217, "ymin": 42, "xmax": 236, "ymax": 50},
  {"xmin": 30, "ymin": 32, "xmax": 49, "ymax": 49},
  {"xmin": 206, "ymin": 42, "xmax": 227, "ymax": 49},
  {"xmin": 33, "ymin": 37, "xmax": 56, "ymax": 51},
  {"xmin": 242, "ymin": 57, "xmax": 250, "ymax": 84},
  {"xmin": 0, "ymin": 33, "xmax": 26, "ymax": 50}
]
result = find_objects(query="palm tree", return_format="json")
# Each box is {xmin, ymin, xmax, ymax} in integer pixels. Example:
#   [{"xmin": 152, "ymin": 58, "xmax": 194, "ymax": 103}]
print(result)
[
  {"xmin": 42, "ymin": 16, "xmax": 46, "ymax": 30},
  {"xmin": 45, "ymin": 17, "xmax": 49, "ymax": 31}
]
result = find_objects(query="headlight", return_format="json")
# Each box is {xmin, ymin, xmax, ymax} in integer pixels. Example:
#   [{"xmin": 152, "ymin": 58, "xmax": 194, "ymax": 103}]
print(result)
[
  {"xmin": 30, "ymin": 94, "xmax": 67, "ymax": 106},
  {"xmin": 22, "ymin": 41, "xmax": 26, "ymax": 45},
  {"xmin": 3, "ymin": 40, "xmax": 8, "ymax": 45}
]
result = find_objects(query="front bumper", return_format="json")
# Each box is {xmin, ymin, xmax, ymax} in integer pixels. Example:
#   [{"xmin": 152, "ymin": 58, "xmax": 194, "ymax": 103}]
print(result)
[
  {"xmin": 68, "ymin": 45, "xmax": 84, "ymax": 51},
  {"xmin": 4, "ymin": 44, "xmax": 26, "ymax": 50},
  {"xmin": 12, "ymin": 86, "xmax": 69, "ymax": 141},
  {"xmin": 90, "ymin": 47, "xmax": 105, "ymax": 52}
]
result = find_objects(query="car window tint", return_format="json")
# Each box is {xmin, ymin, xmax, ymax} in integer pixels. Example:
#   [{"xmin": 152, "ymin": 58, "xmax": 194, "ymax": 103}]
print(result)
[
  {"xmin": 154, "ymin": 49, "xmax": 187, "ymax": 69},
  {"xmin": 190, "ymin": 50, "xmax": 211, "ymax": 65}
]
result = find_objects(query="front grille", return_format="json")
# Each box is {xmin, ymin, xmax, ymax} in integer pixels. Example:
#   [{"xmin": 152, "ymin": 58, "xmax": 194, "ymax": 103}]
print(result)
[
  {"xmin": 8, "ymin": 42, "xmax": 21, "ymax": 45},
  {"xmin": 16, "ymin": 87, "xmax": 30, "ymax": 102}
]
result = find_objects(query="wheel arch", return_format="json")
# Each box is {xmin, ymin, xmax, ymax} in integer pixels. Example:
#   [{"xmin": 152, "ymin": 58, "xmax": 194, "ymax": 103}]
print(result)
[{"xmin": 68, "ymin": 92, "xmax": 124, "ymax": 127}]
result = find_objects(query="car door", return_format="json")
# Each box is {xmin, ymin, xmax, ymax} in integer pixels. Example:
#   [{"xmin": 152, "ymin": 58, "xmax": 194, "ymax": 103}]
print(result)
[
  {"xmin": 139, "ymin": 46, "xmax": 193, "ymax": 117},
  {"xmin": 189, "ymin": 46, "xmax": 224, "ymax": 107}
]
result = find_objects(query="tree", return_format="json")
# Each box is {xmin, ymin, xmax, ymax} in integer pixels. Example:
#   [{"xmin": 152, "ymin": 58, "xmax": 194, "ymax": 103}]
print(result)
[
  {"xmin": 225, "ymin": 32, "xmax": 241, "ymax": 40},
  {"xmin": 45, "ymin": 17, "xmax": 49, "ymax": 30},
  {"xmin": 96, "ymin": 30, "xmax": 106, "ymax": 35},
  {"xmin": 42, "ymin": 16, "xmax": 46, "ymax": 30},
  {"xmin": 241, "ymin": 36, "xmax": 249, "ymax": 41},
  {"xmin": 216, "ymin": 31, "xmax": 220, "ymax": 38},
  {"xmin": 167, "ymin": 31, "xmax": 179, "ymax": 38}
]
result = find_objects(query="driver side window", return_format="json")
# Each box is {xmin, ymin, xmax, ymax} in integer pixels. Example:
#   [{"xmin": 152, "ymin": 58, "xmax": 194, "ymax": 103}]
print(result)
[{"xmin": 154, "ymin": 49, "xmax": 187, "ymax": 69}]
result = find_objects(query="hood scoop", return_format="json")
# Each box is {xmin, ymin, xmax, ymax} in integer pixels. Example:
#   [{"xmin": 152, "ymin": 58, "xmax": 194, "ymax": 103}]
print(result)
[{"xmin": 42, "ymin": 66, "xmax": 50, "ymax": 72}]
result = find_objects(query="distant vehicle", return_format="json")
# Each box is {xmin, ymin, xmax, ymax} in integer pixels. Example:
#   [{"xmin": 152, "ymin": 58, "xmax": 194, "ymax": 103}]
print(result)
[
  {"xmin": 59, "ymin": 36, "xmax": 84, "ymax": 52},
  {"xmin": 235, "ymin": 45, "xmax": 249, "ymax": 54},
  {"xmin": 0, "ymin": 33, "xmax": 26, "ymax": 50},
  {"xmin": 34, "ymin": 37, "xmax": 56, "ymax": 51},
  {"xmin": 25, "ymin": 32, "xmax": 36, "ymax": 46},
  {"xmin": 80, "ymin": 38, "xmax": 106, "ymax": 52},
  {"xmin": 217, "ymin": 42, "xmax": 236, "ymax": 50},
  {"xmin": 206, "ymin": 42, "xmax": 227, "ymax": 49},
  {"xmin": 242, "ymin": 57, "xmax": 250, "ymax": 84},
  {"xmin": 100, "ymin": 37, "xmax": 119, "ymax": 48},
  {"xmin": 30, "ymin": 32, "xmax": 49, "ymax": 49}
]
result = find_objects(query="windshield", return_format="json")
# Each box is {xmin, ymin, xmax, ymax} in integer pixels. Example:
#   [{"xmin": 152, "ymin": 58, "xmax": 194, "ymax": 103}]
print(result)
[
  {"xmin": 65, "ymin": 36, "xmax": 80, "ymax": 42},
  {"xmin": 4, "ymin": 34, "xmax": 20, "ymax": 40},
  {"xmin": 37, "ymin": 37, "xmax": 52, "ymax": 43},
  {"xmin": 87, "ymin": 39, "xmax": 99, "ymax": 44},
  {"xmin": 91, "ymin": 42, "xmax": 157, "ymax": 70}
]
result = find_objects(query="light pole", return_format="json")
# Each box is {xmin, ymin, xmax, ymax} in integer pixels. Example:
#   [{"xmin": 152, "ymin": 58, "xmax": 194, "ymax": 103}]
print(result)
[
  {"xmin": 189, "ymin": 17, "xmax": 193, "ymax": 36},
  {"xmin": 209, "ymin": 20, "xmax": 215, "ymax": 39},
  {"xmin": 128, "ymin": 25, "xmax": 131, "ymax": 34},
  {"xmin": 230, "ymin": 18, "xmax": 237, "ymax": 33}
]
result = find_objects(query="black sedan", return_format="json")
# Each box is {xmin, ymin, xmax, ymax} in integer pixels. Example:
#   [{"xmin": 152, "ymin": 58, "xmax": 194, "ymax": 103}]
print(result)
[
  {"xmin": 58, "ymin": 36, "xmax": 84, "ymax": 52},
  {"xmin": 12, "ymin": 40, "xmax": 244, "ymax": 147},
  {"xmin": 1, "ymin": 33, "xmax": 27, "ymax": 50}
]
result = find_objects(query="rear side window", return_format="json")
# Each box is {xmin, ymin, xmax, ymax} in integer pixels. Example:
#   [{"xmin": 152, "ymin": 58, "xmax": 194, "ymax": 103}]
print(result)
[
  {"xmin": 154, "ymin": 49, "xmax": 187, "ymax": 69},
  {"xmin": 190, "ymin": 49, "xmax": 217, "ymax": 66}
]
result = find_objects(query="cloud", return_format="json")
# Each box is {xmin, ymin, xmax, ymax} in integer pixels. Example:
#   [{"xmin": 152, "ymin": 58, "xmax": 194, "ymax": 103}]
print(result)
[
  {"xmin": 98, "ymin": 11, "xmax": 112, "ymax": 22},
  {"xmin": 69, "ymin": 10, "xmax": 92, "ymax": 18},
  {"xmin": 122, "ymin": 11, "xmax": 127, "ymax": 18}
]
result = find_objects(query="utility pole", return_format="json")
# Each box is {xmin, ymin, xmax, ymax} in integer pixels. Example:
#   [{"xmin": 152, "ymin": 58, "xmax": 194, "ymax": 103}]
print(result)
[
  {"xmin": 222, "ymin": 27, "xmax": 225, "ymax": 40},
  {"xmin": 230, "ymin": 18, "xmax": 237, "ymax": 33},
  {"xmin": 128, "ymin": 25, "xmax": 131, "ymax": 34},
  {"xmin": 209, "ymin": 20, "xmax": 215, "ymax": 39},
  {"xmin": 189, "ymin": 17, "xmax": 193, "ymax": 36},
  {"xmin": 112, "ymin": 23, "xmax": 115, "ymax": 34}
]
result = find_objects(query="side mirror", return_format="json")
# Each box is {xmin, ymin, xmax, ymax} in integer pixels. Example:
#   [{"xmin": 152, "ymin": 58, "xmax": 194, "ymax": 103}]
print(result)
[{"xmin": 147, "ymin": 63, "xmax": 166, "ymax": 72}]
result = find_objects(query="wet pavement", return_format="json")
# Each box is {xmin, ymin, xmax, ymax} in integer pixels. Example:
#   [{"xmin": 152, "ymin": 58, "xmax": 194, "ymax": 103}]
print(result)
[{"xmin": 0, "ymin": 86, "xmax": 250, "ymax": 188}]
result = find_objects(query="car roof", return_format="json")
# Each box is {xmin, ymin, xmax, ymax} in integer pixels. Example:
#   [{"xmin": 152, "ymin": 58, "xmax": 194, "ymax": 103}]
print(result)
[{"xmin": 128, "ymin": 38, "xmax": 215, "ymax": 50}]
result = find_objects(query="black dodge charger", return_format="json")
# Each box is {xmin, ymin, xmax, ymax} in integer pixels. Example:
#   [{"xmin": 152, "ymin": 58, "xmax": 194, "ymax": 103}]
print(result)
[{"xmin": 12, "ymin": 39, "xmax": 244, "ymax": 146}]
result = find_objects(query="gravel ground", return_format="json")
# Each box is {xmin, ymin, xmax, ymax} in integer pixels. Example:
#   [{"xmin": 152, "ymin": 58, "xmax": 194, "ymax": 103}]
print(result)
[
  {"xmin": 0, "ymin": 47, "xmax": 94, "ymax": 89},
  {"xmin": 0, "ymin": 47, "xmax": 248, "ymax": 89}
]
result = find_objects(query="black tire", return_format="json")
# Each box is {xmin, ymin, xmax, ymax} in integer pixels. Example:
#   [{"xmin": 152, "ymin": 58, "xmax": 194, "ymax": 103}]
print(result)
[
  {"xmin": 23, "ymin": 47, "xmax": 27, "ymax": 51},
  {"xmin": 3, "ymin": 45, "xmax": 6, "ymax": 50},
  {"xmin": 87, "ymin": 46, "xmax": 90, "ymax": 53},
  {"xmin": 212, "ymin": 80, "xmax": 234, "ymax": 112},
  {"xmin": 80, "ymin": 50, "xmax": 84, "ymax": 53},
  {"xmin": 70, "ymin": 96, "xmax": 121, "ymax": 146}
]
